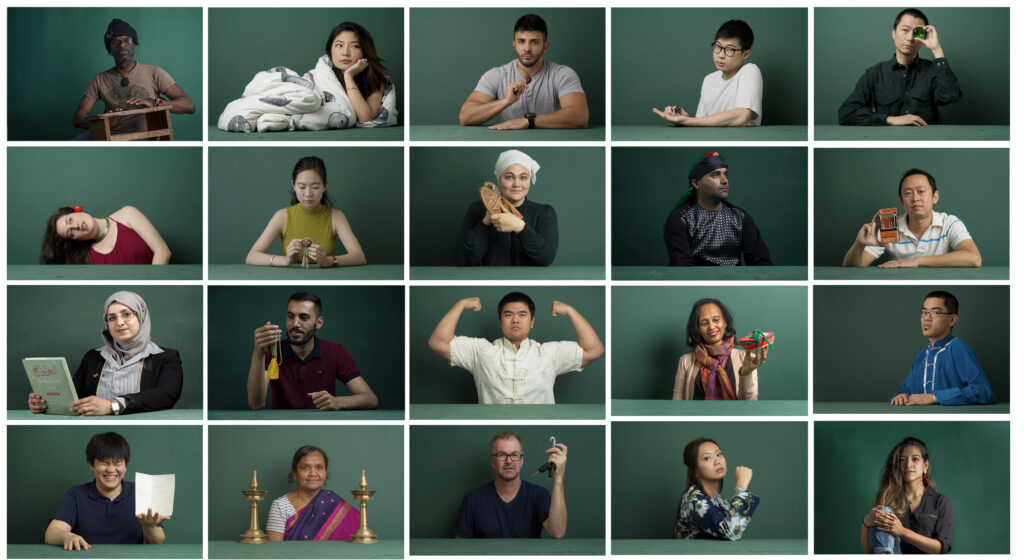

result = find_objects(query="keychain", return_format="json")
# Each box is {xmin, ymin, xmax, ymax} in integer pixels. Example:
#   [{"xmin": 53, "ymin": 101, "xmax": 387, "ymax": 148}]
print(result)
[
  {"xmin": 266, "ymin": 327, "xmax": 282, "ymax": 380},
  {"xmin": 531, "ymin": 436, "xmax": 558, "ymax": 479}
]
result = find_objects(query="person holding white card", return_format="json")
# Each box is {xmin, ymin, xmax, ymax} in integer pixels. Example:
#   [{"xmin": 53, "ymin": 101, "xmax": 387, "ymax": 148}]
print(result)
[{"xmin": 45, "ymin": 432, "xmax": 170, "ymax": 549}]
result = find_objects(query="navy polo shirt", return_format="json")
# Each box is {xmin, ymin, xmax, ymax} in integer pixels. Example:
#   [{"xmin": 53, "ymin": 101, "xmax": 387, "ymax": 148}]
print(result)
[
  {"xmin": 454, "ymin": 480, "xmax": 551, "ymax": 538},
  {"xmin": 52, "ymin": 480, "xmax": 157, "ymax": 544},
  {"xmin": 265, "ymin": 337, "xmax": 361, "ymax": 409}
]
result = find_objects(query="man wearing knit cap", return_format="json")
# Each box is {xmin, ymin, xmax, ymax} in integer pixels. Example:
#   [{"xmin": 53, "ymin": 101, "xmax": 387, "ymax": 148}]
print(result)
[
  {"xmin": 663, "ymin": 151, "xmax": 772, "ymax": 266},
  {"xmin": 72, "ymin": 18, "xmax": 195, "ymax": 137}
]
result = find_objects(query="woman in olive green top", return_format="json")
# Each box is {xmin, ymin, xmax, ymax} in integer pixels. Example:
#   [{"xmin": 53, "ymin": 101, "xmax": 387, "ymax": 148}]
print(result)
[{"xmin": 246, "ymin": 156, "xmax": 366, "ymax": 268}]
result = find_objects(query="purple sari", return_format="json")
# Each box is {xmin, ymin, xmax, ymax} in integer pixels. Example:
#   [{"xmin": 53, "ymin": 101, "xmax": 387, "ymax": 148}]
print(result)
[{"xmin": 283, "ymin": 490, "xmax": 360, "ymax": 541}]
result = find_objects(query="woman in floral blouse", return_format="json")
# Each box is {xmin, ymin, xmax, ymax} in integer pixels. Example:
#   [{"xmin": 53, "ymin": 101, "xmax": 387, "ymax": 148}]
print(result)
[{"xmin": 674, "ymin": 437, "xmax": 759, "ymax": 540}]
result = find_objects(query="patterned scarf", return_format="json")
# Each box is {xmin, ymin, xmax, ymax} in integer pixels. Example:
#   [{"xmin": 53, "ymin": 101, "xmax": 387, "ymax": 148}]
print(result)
[{"xmin": 695, "ymin": 336, "xmax": 737, "ymax": 400}]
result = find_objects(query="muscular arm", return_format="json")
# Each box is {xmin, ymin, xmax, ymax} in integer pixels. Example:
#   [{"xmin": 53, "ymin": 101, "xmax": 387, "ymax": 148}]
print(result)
[
  {"xmin": 161, "ymin": 83, "xmax": 195, "ymax": 114},
  {"xmin": 428, "ymin": 298, "xmax": 480, "ymax": 362},
  {"xmin": 112, "ymin": 206, "xmax": 171, "ymax": 264},
  {"xmin": 459, "ymin": 91, "xmax": 513, "ymax": 126},
  {"xmin": 534, "ymin": 92, "xmax": 588, "ymax": 129},
  {"xmin": 72, "ymin": 96, "xmax": 99, "ymax": 130},
  {"xmin": 553, "ymin": 301, "xmax": 604, "ymax": 367}
]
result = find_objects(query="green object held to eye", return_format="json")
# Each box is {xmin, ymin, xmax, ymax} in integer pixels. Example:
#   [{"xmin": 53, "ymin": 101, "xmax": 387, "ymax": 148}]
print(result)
[{"xmin": 913, "ymin": 26, "xmax": 927, "ymax": 39}]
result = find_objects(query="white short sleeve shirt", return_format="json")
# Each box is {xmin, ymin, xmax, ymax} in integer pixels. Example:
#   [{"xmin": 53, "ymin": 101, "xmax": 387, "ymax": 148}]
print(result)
[
  {"xmin": 695, "ymin": 63, "xmax": 763, "ymax": 126},
  {"xmin": 449, "ymin": 336, "xmax": 583, "ymax": 404},
  {"xmin": 864, "ymin": 211, "xmax": 972, "ymax": 261}
]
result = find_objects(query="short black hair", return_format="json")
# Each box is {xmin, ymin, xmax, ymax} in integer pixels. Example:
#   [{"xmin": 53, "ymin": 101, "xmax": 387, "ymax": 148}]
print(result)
[
  {"xmin": 288, "ymin": 292, "xmax": 323, "ymax": 317},
  {"xmin": 497, "ymin": 292, "xmax": 535, "ymax": 318},
  {"xmin": 86, "ymin": 432, "xmax": 131, "ymax": 465},
  {"xmin": 714, "ymin": 20, "xmax": 754, "ymax": 51},
  {"xmin": 686, "ymin": 298, "xmax": 737, "ymax": 348},
  {"xmin": 288, "ymin": 445, "xmax": 329, "ymax": 482},
  {"xmin": 893, "ymin": 8, "xmax": 928, "ymax": 29},
  {"xmin": 924, "ymin": 290, "xmax": 958, "ymax": 315},
  {"xmin": 514, "ymin": 14, "xmax": 547, "ymax": 40},
  {"xmin": 898, "ymin": 168, "xmax": 937, "ymax": 195}
]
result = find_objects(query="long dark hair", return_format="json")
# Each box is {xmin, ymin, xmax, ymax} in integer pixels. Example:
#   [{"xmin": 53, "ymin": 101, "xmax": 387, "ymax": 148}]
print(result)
[
  {"xmin": 324, "ymin": 22, "xmax": 391, "ymax": 98},
  {"xmin": 685, "ymin": 298, "xmax": 737, "ymax": 348},
  {"xmin": 683, "ymin": 437, "xmax": 723, "ymax": 494},
  {"xmin": 874, "ymin": 437, "xmax": 935, "ymax": 516},
  {"xmin": 289, "ymin": 156, "xmax": 334, "ymax": 207},
  {"xmin": 41, "ymin": 207, "xmax": 92, "ymax": 264}
]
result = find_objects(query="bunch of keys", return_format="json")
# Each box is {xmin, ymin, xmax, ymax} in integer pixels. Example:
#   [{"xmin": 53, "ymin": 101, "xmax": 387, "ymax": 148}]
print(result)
[
  {"xmin": 301, "ymin": 238, "xmax": 313, "ymax": 269},
  {"xmin": 531, "ymin": 436, "xmax": 558, "ymax": 479}
]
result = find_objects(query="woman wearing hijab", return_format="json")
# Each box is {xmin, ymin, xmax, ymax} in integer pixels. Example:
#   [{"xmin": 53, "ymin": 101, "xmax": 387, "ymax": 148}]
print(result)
[
  {"xmin": 454, "ymin": 149, "xmax": 559, "ymax": 266},
  {"xmin": 27, "ymin": 291, "xmax": 183, "ymax": 415}
]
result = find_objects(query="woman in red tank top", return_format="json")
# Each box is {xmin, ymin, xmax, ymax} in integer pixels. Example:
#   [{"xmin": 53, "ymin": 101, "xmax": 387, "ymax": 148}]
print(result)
[{"xmin": 41, "ymin": 205, "xmax": 171, "ymax": 264}]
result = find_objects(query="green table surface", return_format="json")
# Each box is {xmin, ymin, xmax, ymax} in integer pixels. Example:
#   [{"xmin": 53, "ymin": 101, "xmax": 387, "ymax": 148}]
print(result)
[
  {"xmin": 814, "ymin": 125, "xmax": 1009, "ymax": 141},
  {"xmin": 612, "ymin": 125, "xmax": 807, "ymax": 142},
  {"xmin": 410, "ymin": 403, "xmax": 604, "ymax": 420},
  {"xmin": 7, "ymin": 409, "xmax": 202, "ymax": 420},
  {"xmin": 410, "ymin": 125, "xmax": 606, "ymax": 142},
  {"xmin": 410, "ymin": 538, "xmax": 605, "ymax": 556},
  {"xmin": 209, "ymin": 540, "xmax": 403, "ymax": 559},
  {"xmin": 411, "ymin": 266, "xmax": 604, "ymax": 281},
  {"xmin": 208, "ymin": 409, "xmax": 404, "ymax": 421},
  {"xmin": 814, "ymin": 401, "xmax": 1009, "ymax": 414},
  {"xmin": 7, "ymin": 265, "xmax": 201, "ymax": 281},
  {"xmin": 8, "ymin": 544, "xmax": 201, "ymax": 559},
  {"xmin": 207, "ymin": 126, "xmax": 403, "ymax": 142},
  {"xmin": 612, "ymin": 399, "xmax": 807, "ymax": 417},
  {"xmin": 208, "ymin": 264, "xmax": 403, "ymax": 281},
  {"xmin": 613, "ymin": 266, "xmax": 806, "ymax": 281},
  {"xmin": 814, "ymin": 266, "xmax": 1009, "ymax": 280},
  {"xmin": 612, "ymin": 538, "xmax": 807, "ymax": 555}
]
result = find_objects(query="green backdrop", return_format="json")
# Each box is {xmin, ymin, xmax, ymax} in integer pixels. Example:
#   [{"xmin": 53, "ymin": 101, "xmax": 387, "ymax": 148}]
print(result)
[
  {"xmin": 410, "ymin": 425, "xmax": 605, "ymax": 538},
  {"xmin": 612, "ymin": 147, "xmax": 807, "ymax": 266},
  {"xmin": 7, "ymin": 147, "xmax": 203, "ymax": 265},
  {"xmin": 410, "ymin": 286, "xmax": 605, "ymax": 404},
  {"xmin": 813, "ymin": 285, "xmax": 1009, "ymax": 402},
  {"xmin": 612, "ymin": 8, "xmax": 807, "ymax": 126},
  {"xmin": 7, "ymin": 8, "xmax": 203, "ymax": 141},
  {"xmin": 814, "ymin": 8, "xmax": 1009, "ymax": 125},
  {"xmin": 7, "ymin": 425, "xmax": 203, "ymax": 543},
  {"xmin": 7, "ymin": 285, "xmax": 204, "ymax": 410},
  {"xmin": 612, "ymin": 421, "xmax": 807, "ymax": 539},
  {"xmin": 410, "ymin": 8, "xmax": 605, "ymax": 126},
  {"xmin": 612, "ymin": 286, "xmax": 807, "ymax": 400},
  {"xmin": 209, "ymin": 8, "xmax": 404, "ymax": 126},
  {"xmin": 207, "ymin": 286, "xmax": 405, "ymax": 411},
  {"xmin": 209, "ymin": 147, "xmax": 403, "ymax": 265},
  {"xmin": 208, "ymin": 425, "xmax": 404, "ymax": 541},
  {"xmin": 410, "ymin": 147, "xmax": 605, "ymax": 266},
  {"xmin": 815, "ymin": 421, "xmax": 1009, "ymax": 553},
  {"xmin": 813, "ymin": 148, "xmax": 1008, "ymax": 266}
]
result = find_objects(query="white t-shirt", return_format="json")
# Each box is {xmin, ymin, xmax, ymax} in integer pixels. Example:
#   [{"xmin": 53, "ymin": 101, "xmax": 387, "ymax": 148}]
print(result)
[
  {"xmin": 695, "ymin": 63, "xmax": 763, "ymax": 126},
  {"xmin": 864, "ymin": 211, "xmax": 972, "ymax": 261},
  {"xmin": 449, "ymin": 336, "xmax": 583, "ymax": 404}
]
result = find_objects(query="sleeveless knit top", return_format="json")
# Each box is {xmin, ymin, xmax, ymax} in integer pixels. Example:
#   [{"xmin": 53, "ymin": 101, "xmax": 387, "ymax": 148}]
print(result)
[
  {"xmin": 90, "ymin": 218, "xmax": 155, "ymax": 265},
  {"xmin": 282, "ymin": 204, "xmax": 334, "ymax": 262}
]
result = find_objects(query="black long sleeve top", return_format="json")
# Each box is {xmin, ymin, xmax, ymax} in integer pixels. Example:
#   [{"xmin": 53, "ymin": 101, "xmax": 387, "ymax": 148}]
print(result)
[
  {"xmin": 663, "ymin": 200, "xmax": 772, "ymax": 266},
  {"xmin": 454, "ymin": 198, "xmax": 558, "ymax": 266},
  {"xmin": 838, "ymin": 56, "xmax": 962, "ymax": 125},
  {"xmin": 73, "ymin": 348, "xmax": 183, "ymax": 413}
]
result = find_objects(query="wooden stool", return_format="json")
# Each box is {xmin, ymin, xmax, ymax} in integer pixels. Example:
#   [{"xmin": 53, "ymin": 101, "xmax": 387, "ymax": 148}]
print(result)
[{"xmin": 88, "ymin": 106, "xmax": 174, "ymax": 141}]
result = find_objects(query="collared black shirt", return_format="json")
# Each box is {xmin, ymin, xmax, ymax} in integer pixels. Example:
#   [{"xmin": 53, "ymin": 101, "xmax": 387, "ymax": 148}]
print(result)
[
  {"xmin": 898, "ymin": 488, "xmax": 954, "ymax": 554},
  {"xmin": 663, "ymin": 200, "xmax": 772, "ymax": 266},
  {"xmin": 838, "ymin": 56, "xmax": 962, "ymax": 125}
]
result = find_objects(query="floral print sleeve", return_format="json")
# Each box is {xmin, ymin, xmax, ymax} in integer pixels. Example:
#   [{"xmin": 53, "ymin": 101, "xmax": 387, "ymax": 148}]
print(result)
[{"xmin": 673, "ymin": 485, "xmax": 760, "ymax": 540}]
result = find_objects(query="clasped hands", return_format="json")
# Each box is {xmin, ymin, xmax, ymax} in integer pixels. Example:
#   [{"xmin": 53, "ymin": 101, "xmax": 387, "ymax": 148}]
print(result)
[
  {"xmin": 482, "ymin": 211, "xmax": 525, "ymax": 233},
  {"xmin": 283, "ymin": 239, "xmax": 332, "ymax": 267}
]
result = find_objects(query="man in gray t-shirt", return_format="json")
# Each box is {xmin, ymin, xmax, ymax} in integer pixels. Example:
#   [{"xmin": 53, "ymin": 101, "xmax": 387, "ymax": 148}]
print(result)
[{"xmin": 459, "ymin": 14, "xmax": 588, "ymax": 130}]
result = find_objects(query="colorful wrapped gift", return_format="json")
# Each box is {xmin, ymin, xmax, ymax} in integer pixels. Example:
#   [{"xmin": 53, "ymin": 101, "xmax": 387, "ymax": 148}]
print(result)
[{"xmin": 738, "ymin": 330, "xmax": 774, "ymax": 350}]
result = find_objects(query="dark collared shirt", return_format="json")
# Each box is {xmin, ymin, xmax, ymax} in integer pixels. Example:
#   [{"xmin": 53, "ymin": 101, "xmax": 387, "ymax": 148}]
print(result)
[
  {"xmin": 264, "ymin": 337, "xmax": 361, "ymax": 409},
  {"xmin": 663, "ymin": 200, "xmax": 772, "ymax": 266},
  {"xmin": 52, "ymin": 481, "xmax": 160, "ymax": 544},
  {"xmin": 898, "ymin": 488, "xmax": 954, "ymax": 554},
  {"xmin": 838, "ymin": 56, "xmax": 962, "ymax": 125}
]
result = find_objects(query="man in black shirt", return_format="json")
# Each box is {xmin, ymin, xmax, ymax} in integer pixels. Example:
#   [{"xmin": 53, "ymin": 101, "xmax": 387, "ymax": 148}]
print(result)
[
  {"xmin": 838, "ymin": 8, "xmax": 961, "ymax": 126},
  {"xmin": 663, "ymin": 151, "xmax": 772, "ymax": 266}
]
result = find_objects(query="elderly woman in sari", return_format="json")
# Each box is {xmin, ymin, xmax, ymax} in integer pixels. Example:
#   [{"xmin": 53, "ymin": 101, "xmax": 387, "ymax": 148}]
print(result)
[{"xmin": 266, "ymin": 445, "xmax": 360, "ymax": 541}]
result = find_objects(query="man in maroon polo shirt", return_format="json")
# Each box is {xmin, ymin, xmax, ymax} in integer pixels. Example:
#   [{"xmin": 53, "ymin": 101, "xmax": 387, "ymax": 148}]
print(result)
[{"xmin": 246, "ymin": 292, "xmax": 378, "ymax": 410}]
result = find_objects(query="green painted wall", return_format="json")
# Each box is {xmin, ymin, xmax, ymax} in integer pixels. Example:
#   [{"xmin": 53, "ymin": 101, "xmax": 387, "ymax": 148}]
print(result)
[
  {"xmin": 410, "ymin": 147, "xmax": 605, "ymax": 266},
  {"xmin": 612, "ymin": 8, "xmax": 807, "ymax": 126},
  {"xmin": 7, "ymin": 425, "xmax": 203, "ymax": 543},
  {"xmin": 207, "ymin": 286, "xmax": 405, "ymax": 411},
  {"xmin": 612, "ymin": 286, "xmax": 807, "ymax": 400},
  {"xmin": 815, "ymin": 421, "xmax": 1009, "ymax": 553},
  {"xmin": 7, "ymin": 147, "xmax": 203, "ymax": 265},
  {"xmin": 7, "ymin": 285, "xmax": 204, "ymax": 410},
  {"xmin": 612, "ymin": 147, "xmax": 807, "ymax": 266},
  {"xmin": 813, "ymin": 148, "xmax": 1008, "ymax": 266},
  {"xmin": 612, "ymin": 421, "xmax": 807, "ymax": 539},
  {"xmin": 814, "ymin": 8, "xmax": 1009, "ymax": 125},
  {"xmin": 208, "ymin": 425, "xmax": 404, "ymax": 541},
  {"xmin": 208, "ymin": 147, "xmax": 404, "ymax": 265},
  {"xmin": 813, "ymin": 285, "xmax": 1009, "ymax": 402},
  {"xmin": 7, "ymin": 8, "xmax": 203, "ymax": 140},
  {"xmin": 410, "ymin": 286, "xmax": 605, "ymax": 404},
  {"xmin": 410, "ymin": 425, "xmax": 605, "ymax": 538},
  {"xmin": 410, "ymin": 8, "xmax": 605, "ymax": 126},
  {"xmin": 209, "ymin": 8, "xmax": 404, "ymax": 126}
]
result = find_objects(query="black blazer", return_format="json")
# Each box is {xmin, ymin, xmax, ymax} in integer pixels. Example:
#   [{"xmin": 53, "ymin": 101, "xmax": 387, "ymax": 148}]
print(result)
[{"xmin": 72, "ymin": 348, "xmax": 183, "ymax": 413}]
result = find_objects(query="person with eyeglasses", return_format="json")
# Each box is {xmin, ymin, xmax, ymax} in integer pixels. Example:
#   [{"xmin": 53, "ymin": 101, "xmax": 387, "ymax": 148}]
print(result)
[
  {"xmin": 842, "ymin": 168, "xmax": 981, "ymax": 268},
  {"xmin": 889, "ymin": 291, "xmax": 994, "ymax": 406},
  {"xmin": 454, "ymin": 431, "xmax": 568, "ymax": 538},
  {"xmin": 71, "ymin": 18, "xmax": 195, "ymax": 138},
  {"xmin": 838, "ymin": 8, "xmax": 961, "ymax": 126},
  {"xmin": 652, "ymin": 20, "xmax": 762, "ymax": 127},
  {"xmin": 27, "ymin": 291, "xmax": 183, "ymax": 416}
]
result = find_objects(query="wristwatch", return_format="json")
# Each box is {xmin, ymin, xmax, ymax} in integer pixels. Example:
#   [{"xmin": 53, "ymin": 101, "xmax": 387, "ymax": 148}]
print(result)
[
  {"xmin": 333, "ymin": 255, "xmax": 339, "ymax": 266},
  {"xmin": 111, "ymin": 399, "xmax": 123, "ymax": 415},
  {"xmin": 525, "ymin": 112, "xmax": 536, "ymax": 129}
]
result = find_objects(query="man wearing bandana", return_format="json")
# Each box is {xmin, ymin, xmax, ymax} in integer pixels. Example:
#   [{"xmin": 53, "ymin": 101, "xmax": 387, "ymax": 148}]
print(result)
[
  {"xmin": 663, "ymin": 152, "xmax": 773, "ymax": 266},
  {"xmin": 72, "ymin": 18, "xmax": 194, "ymax": 137}
]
